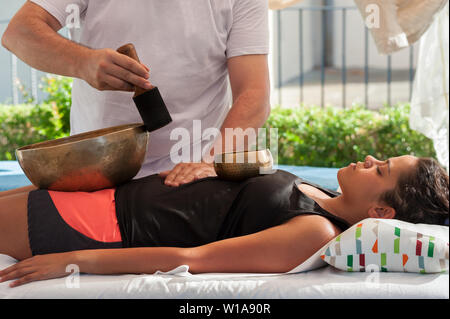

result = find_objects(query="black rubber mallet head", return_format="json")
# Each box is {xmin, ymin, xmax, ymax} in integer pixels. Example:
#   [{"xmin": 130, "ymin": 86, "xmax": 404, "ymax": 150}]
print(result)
[{"xmin": 117, "ymin": 43, "xmax": 172, "ymax": 132}]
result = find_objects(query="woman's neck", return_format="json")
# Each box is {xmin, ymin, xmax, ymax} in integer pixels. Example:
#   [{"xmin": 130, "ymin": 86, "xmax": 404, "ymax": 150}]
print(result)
[
  {"xmin": 297, "ymin": 183, "xmax": 362, "ymax": 225},
  {"xmin": 315, "ymin": 196, "xmax": 362, "ymax": 225}
]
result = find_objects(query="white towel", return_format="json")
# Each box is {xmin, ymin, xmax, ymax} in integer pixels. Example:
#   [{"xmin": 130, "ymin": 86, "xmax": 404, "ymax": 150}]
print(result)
[{"xmin": 410, "ymin": 2, "xmax": 449, "ymax": 172}]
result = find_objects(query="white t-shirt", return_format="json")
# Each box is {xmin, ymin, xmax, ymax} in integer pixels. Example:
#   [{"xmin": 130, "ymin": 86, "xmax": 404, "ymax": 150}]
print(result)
[{"xmin": 31, "ymin": 0, "xmax": 269, "ymax": 178}]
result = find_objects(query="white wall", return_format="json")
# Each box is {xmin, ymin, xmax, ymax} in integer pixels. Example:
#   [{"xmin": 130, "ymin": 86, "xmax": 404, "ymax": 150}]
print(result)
[
  {"xmin": 0, "ymin": 0, "xmax": 49, "ymax": 104},
  {"xmin": 270, "ymin": 0, "xmax": 321, "ymax": 88},
  {"xmin": 0, "ymin": 0, "xmax": 70, "ymax": 104},
  {"xmin": 271, "ymin": 0, "xmax": 420, "ymax": 90},
  {"xmin": 331, "ymin": 0, "xmax": 419, "ymax": 69},
  {"xmin": 0, "ymin": 0, "xmax": 25, "ymax": 19},
  {"xmin": 0, "ymin": 0, "xmax": 27, "ymax": 103}
]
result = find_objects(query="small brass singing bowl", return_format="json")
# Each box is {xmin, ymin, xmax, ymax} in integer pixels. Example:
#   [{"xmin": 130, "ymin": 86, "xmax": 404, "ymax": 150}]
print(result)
[
  {"xmin": 16, "ymin": 123, "xmax": 149, "ymax": 192},
  {"xmin": 213, "ymin": 149, "xmax": 274, "ymax": 181}
]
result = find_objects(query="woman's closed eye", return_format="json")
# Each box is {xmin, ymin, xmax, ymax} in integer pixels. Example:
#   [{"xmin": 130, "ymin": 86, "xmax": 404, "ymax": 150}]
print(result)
[
  {"xmin": 376, "ymin": 160, "xmax": 391, "ymax": 177},
  {"xmin": 376, "ymin": 166, "xmax": 383, "ymax": 176}
]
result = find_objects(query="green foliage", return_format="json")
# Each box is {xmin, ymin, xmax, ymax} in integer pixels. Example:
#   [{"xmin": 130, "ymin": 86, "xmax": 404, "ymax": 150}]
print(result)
[
  {"xmin": 263, "ymin": 104, "xmax": 436, "ymax": 168},
  {"xmin": 0, "ymin": 76, "xmax": 72, "ymax": 160},
  {"xmin": 40, "ymin": 75, "xmax": 73, "ymax": 134},
  {"xmin": 0, "ymin": 103, "xmax": 65, "ymax": 160}
]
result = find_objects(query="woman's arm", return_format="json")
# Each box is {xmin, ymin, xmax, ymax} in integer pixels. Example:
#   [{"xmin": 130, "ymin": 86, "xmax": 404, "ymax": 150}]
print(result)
[
  {"xmin": 81, "ymin": 214, "xmax": 338, "ymax": 274},
  {"xmin": 189, "ymin": 214, "xmax": 339, "ymax": 273},
  {"xmin": 0, "ymin": 215, "xmax": 339, "ymax": 287},
  {"xmin": 0, "ymin": 185, "xmax": 38, "ymax": 198}
]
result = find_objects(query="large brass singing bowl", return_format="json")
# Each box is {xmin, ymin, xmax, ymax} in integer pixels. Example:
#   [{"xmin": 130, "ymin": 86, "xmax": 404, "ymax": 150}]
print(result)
[
  {"xmin": 16, "ymin": 123, "xmax": 149, "ymax": 192},
  {"xmin": 214, "ymin": 149, "xmax": 274, "ymax": 181}
]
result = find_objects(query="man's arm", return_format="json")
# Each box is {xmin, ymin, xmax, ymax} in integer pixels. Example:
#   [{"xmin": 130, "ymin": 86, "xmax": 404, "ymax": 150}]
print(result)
[
  {"xmin": 160, "ymin": 54, "xmax": 271, "ymax": 186},
  {"xmin": 205, "ymin": 54, "xmax": 271, "ymax": 160},
  {"xmin": 1, "ymin": 1, "xmax": 151, "ymax": 91}
]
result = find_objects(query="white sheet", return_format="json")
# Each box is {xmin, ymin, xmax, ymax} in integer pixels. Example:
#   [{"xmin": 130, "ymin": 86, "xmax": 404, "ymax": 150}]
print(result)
[{"xmin": 0, "ymin": 253, "xmax": 447, "ymax": 299}]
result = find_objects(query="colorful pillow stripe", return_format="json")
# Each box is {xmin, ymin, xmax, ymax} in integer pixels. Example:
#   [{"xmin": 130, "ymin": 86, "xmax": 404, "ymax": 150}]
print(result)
[{"xmin": 320, "ymin": 218, "xmax": 449, "ymax": 273}]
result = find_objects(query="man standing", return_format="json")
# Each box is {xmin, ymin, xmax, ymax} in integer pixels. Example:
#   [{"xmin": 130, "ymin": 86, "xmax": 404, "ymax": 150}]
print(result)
[{"xmin": 2, "ymin": 0, "xmax": 271, "ymax": 187}]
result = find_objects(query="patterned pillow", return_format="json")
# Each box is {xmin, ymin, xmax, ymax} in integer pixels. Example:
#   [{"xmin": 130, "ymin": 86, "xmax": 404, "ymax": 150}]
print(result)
[{"xmin": 320, "ymin": 218, "xmax": 449, "ymax": 273}]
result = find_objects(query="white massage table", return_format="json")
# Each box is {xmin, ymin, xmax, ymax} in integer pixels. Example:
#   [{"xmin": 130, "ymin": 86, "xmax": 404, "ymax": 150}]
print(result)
[
  {"xmin": 0, "ymin": 162, "xmax": 448, "ymax": 299},
  {"xmin": 0, "ymin": 253, "xmax": 447, "ymax": 299}
]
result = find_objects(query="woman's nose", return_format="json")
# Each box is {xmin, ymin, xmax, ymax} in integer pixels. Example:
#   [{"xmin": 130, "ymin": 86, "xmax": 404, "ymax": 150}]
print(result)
[
  {"xmin": 364, "ymin": 156, "xmax": 373, "ymax": 168},
  {"xmin": 366, "ymin": 155, "xmax": 383, "ymax": 167}
]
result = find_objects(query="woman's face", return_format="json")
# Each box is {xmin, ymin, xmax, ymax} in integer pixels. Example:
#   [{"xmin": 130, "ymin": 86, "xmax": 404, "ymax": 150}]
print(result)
[{"xmin": 337, "ymin": 155, "xmax": 418, "ymax": 206}]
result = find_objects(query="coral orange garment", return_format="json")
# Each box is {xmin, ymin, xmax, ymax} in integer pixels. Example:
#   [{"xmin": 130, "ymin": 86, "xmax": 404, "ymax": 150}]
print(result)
[{"xmin": 48, "ymin": 188, "xmax": 121, "ymax": 243}]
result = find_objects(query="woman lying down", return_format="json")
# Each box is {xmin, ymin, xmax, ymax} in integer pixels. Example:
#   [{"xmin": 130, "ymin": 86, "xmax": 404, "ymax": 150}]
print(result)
[{"xmin": 0, "ymin": 155, "xmax": 448, "ymax": 287}]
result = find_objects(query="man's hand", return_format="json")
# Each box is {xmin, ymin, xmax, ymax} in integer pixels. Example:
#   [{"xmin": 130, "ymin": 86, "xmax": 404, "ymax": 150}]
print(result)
[
  {"xmin": 159, "ymin": 162, "xmax": 217, "ymax": 187},
  {"xmin": 81, "ymin": 48, "xmax": 153, "ymax": 92}
]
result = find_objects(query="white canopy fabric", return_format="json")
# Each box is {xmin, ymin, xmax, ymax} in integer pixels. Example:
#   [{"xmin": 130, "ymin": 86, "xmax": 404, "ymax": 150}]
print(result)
[
  {"xmin": 409, "ymin": 2, "xmax": 449, "ymax": 172},
  {"xmin": 269, "ymin": 0, "xmax": 447, "ymax": 54},
  {"xmin": 353, "ymin": 0, "xmax": 448, "ymax": 54}
]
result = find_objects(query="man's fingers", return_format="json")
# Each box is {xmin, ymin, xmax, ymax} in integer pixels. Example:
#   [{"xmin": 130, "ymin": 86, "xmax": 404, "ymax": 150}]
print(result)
[
  {"xmin": 173, "ymin": 166, "xmax": 197, "ymax": 183},
  {"xmin": 163, "ymin": 163, "xmax": 216, "ymax": 187},
  {"xmin": 106, "ymin": 63, "xmax": 152, "ymax": 90},
  {"xmin": 102, "ymin": 74, "xmax": 135, "ymax": 91},
  {"xmin": 97, "ymin": 82, "xmax": 129, "ymax": 92},
  {"xmin": 159, "ymin": 170, "xmax": 171, "ymax": 178},
  {"xmin": 164, "ymin": 164, "xmax": 185, "ymax": 186},
  {"xmin": 195, "ymin": 172, "xmax": 210, "ymax": 179},
  {"xmin": 112, "ymin": 52, "xmax": 150, "ymax": 80}
]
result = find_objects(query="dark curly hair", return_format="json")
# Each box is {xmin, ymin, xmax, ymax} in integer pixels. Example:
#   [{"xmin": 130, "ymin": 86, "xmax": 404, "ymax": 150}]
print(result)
[{"xmin": 379, "ymin": 157, "xmax": 449, "ymax": 225}]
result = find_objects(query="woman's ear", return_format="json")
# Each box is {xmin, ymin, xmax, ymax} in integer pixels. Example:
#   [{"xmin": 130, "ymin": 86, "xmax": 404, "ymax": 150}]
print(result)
[{"xmin": 368, "ymin": 206, "xmax": 396, "ymax": 219}]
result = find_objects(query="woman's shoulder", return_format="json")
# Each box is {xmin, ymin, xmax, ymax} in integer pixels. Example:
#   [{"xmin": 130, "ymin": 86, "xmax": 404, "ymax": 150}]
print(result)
[{"xmin": 286, "ymin": 214, "xmax": 342, "ymax": 241}]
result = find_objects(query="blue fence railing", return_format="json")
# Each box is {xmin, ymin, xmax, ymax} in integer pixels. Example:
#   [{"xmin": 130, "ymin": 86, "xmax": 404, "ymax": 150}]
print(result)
[
  {"xmin": 276, "ymin": 5, "xmax": 416, "ymax": 109},
  {"xmin": 1, "ymin": 7, "xmax": 416, "ymax": 108}
]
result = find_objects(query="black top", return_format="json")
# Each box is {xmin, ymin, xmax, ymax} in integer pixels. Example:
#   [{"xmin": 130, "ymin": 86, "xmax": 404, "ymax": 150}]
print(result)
[{"xmin": 114, "ymin": 169, "xmax": 350, "ymax": 248}]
